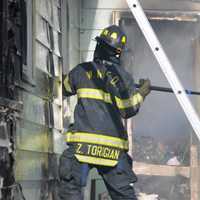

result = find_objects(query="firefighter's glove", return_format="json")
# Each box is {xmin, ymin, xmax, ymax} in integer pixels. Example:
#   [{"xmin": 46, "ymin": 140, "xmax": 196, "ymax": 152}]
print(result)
[{"xmin": 138, "ymin": 79, "xmax": 151, "ymax": 98}]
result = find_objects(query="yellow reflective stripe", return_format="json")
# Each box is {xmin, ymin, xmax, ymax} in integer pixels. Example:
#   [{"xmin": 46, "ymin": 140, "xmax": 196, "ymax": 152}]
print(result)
[
  {"xmin": 77, "ymin": 88, "xmax": 143, "ymax": 109},
  {"xmin": 77, "ymin": 88, "xmax": 112, "ymax": 104},
  {"xmin": 115, "ymin": 92, "xmax": 143, "ymax": 109},
  {"xmin": 63, "ymin": 76, "xmax": 72, "ymax": 93},
  {"xmin": 66, "ymin": 132, "xmax": 129, "ymax": 149},
  {"xmin": 75, "ymin": 154, "xmax": 118, "ymax": 166}
]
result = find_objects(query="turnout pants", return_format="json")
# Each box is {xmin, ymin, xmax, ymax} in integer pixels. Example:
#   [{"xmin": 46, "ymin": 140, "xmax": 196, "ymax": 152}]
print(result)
[{"xmin": 58, "ymin": 146, "xmax": 138, "ymax": 200}]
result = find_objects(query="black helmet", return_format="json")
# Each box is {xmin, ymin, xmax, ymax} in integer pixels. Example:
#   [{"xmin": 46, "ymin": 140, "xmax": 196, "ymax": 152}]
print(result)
[{"xmin": 95, "ymin": 25, "xmax": 127, "ymax": 53}]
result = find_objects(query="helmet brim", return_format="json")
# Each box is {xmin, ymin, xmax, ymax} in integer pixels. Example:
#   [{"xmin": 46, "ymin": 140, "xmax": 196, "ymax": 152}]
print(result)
[
  {"xmin": 95, "ymin": 36, "xmax": 122, "ymax": 51},
  {"xmin": 95, "ymin": 36, "xmax": 128, "ymax": 52}
]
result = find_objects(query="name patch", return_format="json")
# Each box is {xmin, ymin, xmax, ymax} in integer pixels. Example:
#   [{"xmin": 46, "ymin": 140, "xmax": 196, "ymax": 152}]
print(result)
[{"xmin": 75, "ymin": 143, "xmax": 120, "ymax": 160}]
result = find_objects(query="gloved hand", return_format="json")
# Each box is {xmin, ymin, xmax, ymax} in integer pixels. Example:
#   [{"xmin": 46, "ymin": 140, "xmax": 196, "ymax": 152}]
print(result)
[{"xmin": 138, "ymin": 79, "xmax": 151, "ymax": 98}]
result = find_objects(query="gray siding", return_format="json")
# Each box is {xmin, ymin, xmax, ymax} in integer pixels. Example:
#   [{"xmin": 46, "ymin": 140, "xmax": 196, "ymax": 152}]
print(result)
[
  {"xmin": 80, "ymin": 6, "xmax": 116, "ymax": 62},
  {"xmin": 68, "ymin": 0, "xmax": 81, "ymax": 70}
]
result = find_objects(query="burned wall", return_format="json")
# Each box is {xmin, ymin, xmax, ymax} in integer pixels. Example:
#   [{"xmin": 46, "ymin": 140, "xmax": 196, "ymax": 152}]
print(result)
[
  {"xmin": 0, "ymin": 0, "xmax": 76, "ymax": 199},
  {"xmin": 15, "ymin": 0, "xmax": 66, "ymax": 199}
]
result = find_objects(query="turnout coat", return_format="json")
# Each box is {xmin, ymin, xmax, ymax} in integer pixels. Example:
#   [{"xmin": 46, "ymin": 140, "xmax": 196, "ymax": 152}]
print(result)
[{"xmin": 63, "ymin": 60, "xmax": 143, "ymax": 166}]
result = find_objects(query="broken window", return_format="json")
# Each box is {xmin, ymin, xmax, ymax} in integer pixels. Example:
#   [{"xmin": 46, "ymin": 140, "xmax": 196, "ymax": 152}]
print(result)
[
  {"xmin": 3, "ymin": 0, "xmax": 34, "ymax": 85},
  {"xmin": 35, "ymin": 1, "xmax": 62, "ymax": 77},
  {"xmin": 34, "ymin": 0, "xmax": 63, "ymax": 139}
]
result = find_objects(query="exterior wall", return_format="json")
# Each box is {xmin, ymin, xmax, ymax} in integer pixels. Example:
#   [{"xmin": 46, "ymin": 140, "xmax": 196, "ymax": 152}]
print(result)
[
  {"xmin": 15, "ymin": 0, "xmax": 65, "ymax": 199},
  {"xmin": 13, "ymin": 0, "xmax": 82, "ymax": 199}
]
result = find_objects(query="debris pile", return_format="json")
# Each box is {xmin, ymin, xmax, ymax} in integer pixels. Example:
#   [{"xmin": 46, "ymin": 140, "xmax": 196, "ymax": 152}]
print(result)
[
  {"xmin": 133, "ymin": 136, "xmax": 189, "ymax": 165},
  {"xmin": 133, "ymin": 136, "xmax": 190, "ymax": 200}
]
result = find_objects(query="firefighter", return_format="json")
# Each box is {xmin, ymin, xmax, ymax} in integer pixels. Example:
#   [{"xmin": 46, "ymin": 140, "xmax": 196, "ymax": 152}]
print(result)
[{"xmin": 59, "ymin": 25, "xmax": 151, "ymax": 200}]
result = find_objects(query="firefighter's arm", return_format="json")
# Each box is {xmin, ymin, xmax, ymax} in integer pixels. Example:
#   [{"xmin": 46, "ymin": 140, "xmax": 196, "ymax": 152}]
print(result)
[
  {"xmin": 117, "ymin": 78, "xmax": 151, "ymax": 118},
  {"xmin": 105, "ymin": 66, "xmax": 150, "ymax": 118},
  {"xmin": 63, "ymin": 71, "xmax": 77, "ymax": 97}
]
